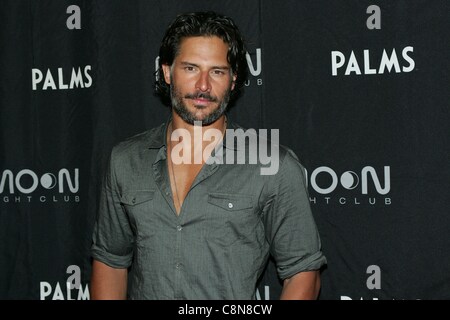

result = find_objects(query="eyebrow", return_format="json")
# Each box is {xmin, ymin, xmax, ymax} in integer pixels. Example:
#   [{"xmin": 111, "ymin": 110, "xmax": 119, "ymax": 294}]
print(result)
[{"xmin": 180, "ymin": 61, "xmax": 230, "ymax": 70}]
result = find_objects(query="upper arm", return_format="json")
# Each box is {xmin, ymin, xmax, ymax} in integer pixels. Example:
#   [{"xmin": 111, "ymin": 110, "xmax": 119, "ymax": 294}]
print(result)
[
  {"xmin": 91, "ymin": 148, "xmax": 134, "ymax": 268},
  {"xmin": 261, "ymin": 148, "xmax": 326, "ymax": 279}
]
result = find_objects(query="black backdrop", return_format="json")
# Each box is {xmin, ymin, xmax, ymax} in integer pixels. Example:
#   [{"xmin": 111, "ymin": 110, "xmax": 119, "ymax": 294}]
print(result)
[{"xmin": 1, "ymin": 0, "xmax": 449, "ymax": 300}]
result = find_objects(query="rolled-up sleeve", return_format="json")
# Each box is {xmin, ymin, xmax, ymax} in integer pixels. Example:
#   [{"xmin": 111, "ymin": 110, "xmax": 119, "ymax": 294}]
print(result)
[
  {"xmin": 262, "ymin": 148, "xmax": 326, "ymax": 280},
  {"xmin": 91, "ymin": 148, "xmax": 134, "ymax": 269}
]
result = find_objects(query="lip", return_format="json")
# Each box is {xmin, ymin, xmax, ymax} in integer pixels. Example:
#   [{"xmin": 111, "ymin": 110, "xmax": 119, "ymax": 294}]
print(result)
[{"xmin": 192, "ymin": 98, "xmax": 211, "ymax": 106}]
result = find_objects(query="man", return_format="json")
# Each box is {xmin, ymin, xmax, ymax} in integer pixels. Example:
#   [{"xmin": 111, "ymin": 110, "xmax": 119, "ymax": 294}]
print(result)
[{"xmin": 90, "ymin": 11, "xmax": 326, "ymax": 300}]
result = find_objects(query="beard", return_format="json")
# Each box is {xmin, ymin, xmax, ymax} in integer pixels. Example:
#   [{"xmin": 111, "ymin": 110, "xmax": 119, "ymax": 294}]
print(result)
[{"xmin": 170, "ymin": 83, "xmax": 231, "ymax": 126}]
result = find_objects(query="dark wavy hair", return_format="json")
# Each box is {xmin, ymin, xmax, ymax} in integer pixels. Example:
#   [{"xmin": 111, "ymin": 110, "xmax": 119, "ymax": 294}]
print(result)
[{"xmin": 155, "ymin": 11, "xmax": 248, "ymax": 105}]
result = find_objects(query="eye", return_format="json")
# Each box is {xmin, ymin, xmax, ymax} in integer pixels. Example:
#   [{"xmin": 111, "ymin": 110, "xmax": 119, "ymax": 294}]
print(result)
[
  {"xmin": 212, "ymin": 69, "xmax": 225, "ymax": 76},
  {"xmin": 184, "ymin": 66, "xmax": 196, "ymax": 72}
]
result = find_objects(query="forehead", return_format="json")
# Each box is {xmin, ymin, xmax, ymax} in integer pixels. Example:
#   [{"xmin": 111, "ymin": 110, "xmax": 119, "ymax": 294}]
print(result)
[{"xmin": 176, "ymin": 36, "xmax": 229, "ymax": 64}]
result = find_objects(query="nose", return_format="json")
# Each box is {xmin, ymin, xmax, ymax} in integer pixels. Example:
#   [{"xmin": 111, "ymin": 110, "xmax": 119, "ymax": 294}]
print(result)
[{"xmin": 195, "ymin": 71, "xmax": 211, "ymax": 92}]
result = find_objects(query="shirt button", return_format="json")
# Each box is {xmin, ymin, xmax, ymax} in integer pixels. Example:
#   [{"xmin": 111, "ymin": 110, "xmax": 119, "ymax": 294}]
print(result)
[
  {"xmin": 228, "ymin": 202, "xmax": 233, "ymax": 209},
  {"xmin": 175, "ymin": 263, "xmax": 181, "ymax": 269},
  {"xmin": 165, "ymin": 191, "xmax": 170, "ymax": 196},
  {"xmin": 131, "ymin": 198, "xmax": 136, "ymax": 204},
  {"xmin": 177, "ymin": 225, "xmax": 182, "ymax": 231}
]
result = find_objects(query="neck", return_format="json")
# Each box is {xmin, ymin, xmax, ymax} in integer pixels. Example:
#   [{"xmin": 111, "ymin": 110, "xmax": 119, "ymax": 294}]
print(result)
[{"xmin": 168, "ymin": 113, "xmax": 227, "ymax": 163}]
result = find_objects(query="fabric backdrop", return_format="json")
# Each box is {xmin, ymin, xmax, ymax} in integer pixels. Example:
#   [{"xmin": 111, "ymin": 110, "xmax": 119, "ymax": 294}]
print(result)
[{"xmin": 1, "ymin": 0, "xmax": 449, "ymax": 300}]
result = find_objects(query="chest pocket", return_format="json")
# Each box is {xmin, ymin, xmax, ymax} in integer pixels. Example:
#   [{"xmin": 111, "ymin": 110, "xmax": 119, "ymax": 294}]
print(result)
[
  {"xmin": 120, "ymin": 190, "xmax": 155, "ymax": 233},
  {"xmin": 206, "ymin": 193, "xmax": 257, "ymax": 246},
  {"xmin": 208, "ymin": 193, "xmax": 253, "ymax": 212},
  {"xmin": 121, "ymin": 190, "xmax": 155, "ymax": 206}
]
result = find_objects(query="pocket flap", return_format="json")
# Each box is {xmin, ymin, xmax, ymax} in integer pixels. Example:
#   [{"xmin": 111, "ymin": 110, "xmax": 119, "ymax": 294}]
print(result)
[
  {"xmin": 208, "ymin": 193, "xmax": 252, "ymax": 211},
  {"xmin": 121, "ymin": 190, "xmax": 155, "ymax": 205}
]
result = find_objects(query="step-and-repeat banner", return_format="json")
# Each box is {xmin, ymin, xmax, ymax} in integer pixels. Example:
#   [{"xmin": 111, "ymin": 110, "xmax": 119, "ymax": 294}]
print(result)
[{"xmin": 1, "ymin": 0, "xmax": 449, "ymax": 300}]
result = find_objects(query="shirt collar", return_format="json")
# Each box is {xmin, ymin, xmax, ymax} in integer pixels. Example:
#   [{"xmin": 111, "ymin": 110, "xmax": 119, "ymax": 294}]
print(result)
[
  {"xmin": 221, "ymin": 117, "xmax": 241, "ymax": 151},
  {"xmin": 147, "ymin": 118, "xmax": 171, "ymax": 150},
  {"xmin": 147, "ymin": 115, "xmax": 244, "ymax": 152}
]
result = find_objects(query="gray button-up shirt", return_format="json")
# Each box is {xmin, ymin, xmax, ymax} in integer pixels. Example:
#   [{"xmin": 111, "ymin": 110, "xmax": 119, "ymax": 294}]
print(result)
[{"xmin": 91, "ymin": 119, "xmax": 326, "ymax": 299}]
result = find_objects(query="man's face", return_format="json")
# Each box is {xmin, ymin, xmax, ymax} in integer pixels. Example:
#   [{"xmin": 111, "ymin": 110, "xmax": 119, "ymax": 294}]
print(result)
[{"xmin": 162, "ymin": 36, "xmax": 236, "ymax": 125}]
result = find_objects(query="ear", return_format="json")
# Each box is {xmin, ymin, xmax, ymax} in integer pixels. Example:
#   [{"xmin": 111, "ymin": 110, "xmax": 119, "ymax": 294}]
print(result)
[
  {"xmin": 162, "ymin": 64, "xmax": 171, "ymax": 85},
  {"xmin": 231, "ymin": 73, "xmax": 237, "ymax": 91}
]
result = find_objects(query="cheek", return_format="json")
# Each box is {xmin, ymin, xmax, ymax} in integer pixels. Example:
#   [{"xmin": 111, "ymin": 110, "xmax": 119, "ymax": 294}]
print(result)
[
  {"xmin": 174, "ymin": 74, "xmax": 195, "ymax": 90},
  {"xmin": 217, "ymin": 82, "xmax": 233, "ymax": 96},
  {"xmin": 176, "ymin": 83, "xmax": 192, "ymax": 96}
]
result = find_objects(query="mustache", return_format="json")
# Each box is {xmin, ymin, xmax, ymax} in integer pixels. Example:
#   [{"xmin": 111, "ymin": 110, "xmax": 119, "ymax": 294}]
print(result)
[{"xmin": 185, "ymin": 92, "xmax": 218, "ymax": 102}]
